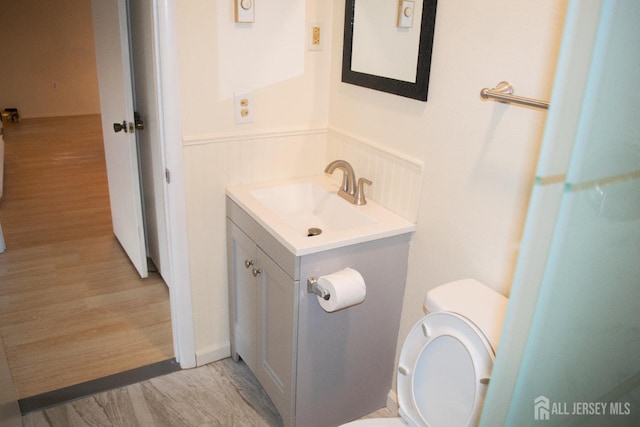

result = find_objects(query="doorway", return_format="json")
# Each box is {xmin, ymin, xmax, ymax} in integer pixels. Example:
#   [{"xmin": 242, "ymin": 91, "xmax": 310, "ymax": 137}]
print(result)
[
  {"xmin": 0, "ymin": 0, "xmax": 177, "ymax": 408},
  {"xmin": 0, "ymin": 116, "xmax": 174, "ymax": 402}
]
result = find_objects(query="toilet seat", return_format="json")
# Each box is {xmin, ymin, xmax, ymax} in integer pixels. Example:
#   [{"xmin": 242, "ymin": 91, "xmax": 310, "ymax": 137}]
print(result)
[
  {"xmin": 341, "ymin": 311, "xmax": 496, "ymax": 427},
  {"xmin": 397, "ymin": 312, "xmax": 495, "ymax": 427}
]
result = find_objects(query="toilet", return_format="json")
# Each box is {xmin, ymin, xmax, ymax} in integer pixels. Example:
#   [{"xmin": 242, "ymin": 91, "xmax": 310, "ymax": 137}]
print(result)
[{"xmin": 342, "ymin": 279, "xmax": 508, "ymax": 427}]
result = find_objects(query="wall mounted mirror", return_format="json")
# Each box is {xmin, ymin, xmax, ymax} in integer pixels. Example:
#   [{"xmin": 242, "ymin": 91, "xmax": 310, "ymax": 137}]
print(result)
[{"xmin": 342, "ymin": 0, "xmax": 438, "ymax": 101}]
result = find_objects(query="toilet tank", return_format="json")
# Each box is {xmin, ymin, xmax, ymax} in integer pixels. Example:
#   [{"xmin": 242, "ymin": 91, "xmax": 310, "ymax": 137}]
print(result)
[{"xmin": 425, "ymin": 279, "xmax": 508, "ymax": 349}]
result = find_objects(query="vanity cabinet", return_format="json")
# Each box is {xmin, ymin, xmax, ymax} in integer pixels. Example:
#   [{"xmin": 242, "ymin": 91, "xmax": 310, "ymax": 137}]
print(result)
[
  {"xmin": 227, "ymin": 221, "xmax": 297, "ymax": 419},
  {"xmin": 227, "ymin": 198, "xmax": 411, "ymax": 427},
  {"xmin": 227, "ymin": 222, "xmax": 259, "ymax": 372}
]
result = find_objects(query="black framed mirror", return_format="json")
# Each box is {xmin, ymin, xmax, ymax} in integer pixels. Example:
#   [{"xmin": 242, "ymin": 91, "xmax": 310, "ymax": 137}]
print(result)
[{"xmin": 341, "ymin": 0, "xmax": 438, "ymax": 101}]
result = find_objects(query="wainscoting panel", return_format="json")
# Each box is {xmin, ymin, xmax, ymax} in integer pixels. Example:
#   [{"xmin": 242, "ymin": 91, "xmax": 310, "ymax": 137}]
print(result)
[
  {"xmin": 183, "ymin": 129, "xmax": 328, "ymax": 360},
  {"xmin": 327, "ymin": 128, "xmax": 424, "ymax": 223}
]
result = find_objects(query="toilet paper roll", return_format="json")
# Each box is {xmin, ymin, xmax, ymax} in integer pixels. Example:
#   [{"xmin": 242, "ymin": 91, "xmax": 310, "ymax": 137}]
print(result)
[{"xmin": 317, "ymin": 267, "xmax": 366, "ymax": 312}]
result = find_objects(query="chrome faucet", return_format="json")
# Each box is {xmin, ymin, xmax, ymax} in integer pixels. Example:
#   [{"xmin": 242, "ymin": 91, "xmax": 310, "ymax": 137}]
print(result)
[{"xmin": 324, "ymin": 160, "xmax": 372, "ymax": 205}]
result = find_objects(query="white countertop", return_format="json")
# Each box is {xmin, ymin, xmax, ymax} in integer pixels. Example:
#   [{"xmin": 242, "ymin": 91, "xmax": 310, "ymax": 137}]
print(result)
[{"xmin": 226, "ymin": 175, "xmax": 416, "ymax": 256}]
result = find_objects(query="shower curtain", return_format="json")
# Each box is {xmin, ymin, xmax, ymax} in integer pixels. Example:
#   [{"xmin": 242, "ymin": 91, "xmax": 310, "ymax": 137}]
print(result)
[{"xmin": 481, "ymin": 0, "xmax": 640, "ymax": 426}]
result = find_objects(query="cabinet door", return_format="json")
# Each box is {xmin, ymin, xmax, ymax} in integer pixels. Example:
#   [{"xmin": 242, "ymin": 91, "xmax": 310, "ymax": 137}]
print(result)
[
  {"xmin": 227, "ymin": 221, "xmax": 258, "ymax": 373},
  {"xmin": 256, "ymin": 248, "xmax": 298, "ymax": 425}
]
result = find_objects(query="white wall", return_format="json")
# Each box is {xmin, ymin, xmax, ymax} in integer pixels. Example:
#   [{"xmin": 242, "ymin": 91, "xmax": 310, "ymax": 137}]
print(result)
[
  {"xmin": 328, "ymin": 0, "xmax": 568, "ymax": 387},
  {"xmin": 176, "ymin": 0, "xmax": 333, "ymax": 363},
  {"xmin": 175, "ymin": 0, "xmax": 568, "ymax": 370}
]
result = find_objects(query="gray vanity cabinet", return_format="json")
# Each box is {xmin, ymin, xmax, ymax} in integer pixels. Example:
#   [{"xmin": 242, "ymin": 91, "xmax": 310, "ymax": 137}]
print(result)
[
  {"xmin": 227, "ymin": 198, "xmax": 410, "ymax": 427},
  {"xmin": 227, "ymin": 221, "xmax": 298, "ymax": 421},
  {"xmin": 255, "ymin": 248, "xmax": 298, "ymax": 420},
  {"xmin": 227, "ymin": 221, "xmax": 258, "ymax": 373}
]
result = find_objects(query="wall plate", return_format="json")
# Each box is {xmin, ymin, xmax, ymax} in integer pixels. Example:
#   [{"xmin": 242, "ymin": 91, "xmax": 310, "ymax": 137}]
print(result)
[
  {"xmin": 234, "ymin": 92, "xmax": 254, "ymax": 124},
  {"xmin": 234, "ymin": 0, "xmax": 255, "ymax": 23},
  {"xmin": 309, "ymin": 22, "xmax": 323, "ymax": 51},
  {"xmin": 397, "ymin": 1, "xmax": 415, "ymax": 28}
]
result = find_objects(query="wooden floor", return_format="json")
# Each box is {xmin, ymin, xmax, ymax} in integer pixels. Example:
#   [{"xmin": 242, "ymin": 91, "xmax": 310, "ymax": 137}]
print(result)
[{"xmin": 0, "ymin": 115, "xmax": 173, "ymax": 399}]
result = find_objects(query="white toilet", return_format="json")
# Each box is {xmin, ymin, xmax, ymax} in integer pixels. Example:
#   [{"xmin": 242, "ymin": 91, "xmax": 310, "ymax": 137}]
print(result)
[{"xmin": 342, "ymin": 279, "xmax": 508, "ymax": 427}]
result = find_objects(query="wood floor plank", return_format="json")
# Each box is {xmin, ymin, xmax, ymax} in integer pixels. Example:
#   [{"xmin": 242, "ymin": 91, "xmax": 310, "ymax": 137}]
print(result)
[{"xmin": 0, "ymin": 115, "xmax": 173, "ymax": 399}]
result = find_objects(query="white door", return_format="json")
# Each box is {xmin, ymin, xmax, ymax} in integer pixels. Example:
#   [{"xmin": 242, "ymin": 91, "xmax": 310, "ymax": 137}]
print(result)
[
  {"xmin": 129, "ymin": 0, "xmax": 170, "ymax": 279},
  {"xmin": 91, "ymin": 0, "xmax": 148, "ymax": 278}
]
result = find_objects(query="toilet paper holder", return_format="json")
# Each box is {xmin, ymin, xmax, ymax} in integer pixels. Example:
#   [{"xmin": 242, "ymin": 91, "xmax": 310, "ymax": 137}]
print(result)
[{"xmin": 307, "ymin": 277, "xmax": 330, "ymax": 300}]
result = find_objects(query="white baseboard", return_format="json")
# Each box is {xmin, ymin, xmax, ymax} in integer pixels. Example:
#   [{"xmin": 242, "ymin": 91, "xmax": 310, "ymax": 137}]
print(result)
[
  {"xmin": 386, "ymin": 389, "xmax": 399, "ymax": 416},
  {"xmin": 195, "ymin": 342, "xmax": 231, "ymax": 366}
]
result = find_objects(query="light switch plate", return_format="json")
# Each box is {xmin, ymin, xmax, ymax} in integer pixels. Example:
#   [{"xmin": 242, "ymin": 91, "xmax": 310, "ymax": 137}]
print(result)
[
  {"xmin": 234, "ymin": 0, "xmax": 254, "ymax": 23},
  {"xmin": 397, "ymin": 1, "xmax": 415, "ymax": 28}
]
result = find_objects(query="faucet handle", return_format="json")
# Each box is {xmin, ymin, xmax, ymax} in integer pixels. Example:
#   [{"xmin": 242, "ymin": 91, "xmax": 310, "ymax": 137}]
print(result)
[{"xmin": 355, "ymin": 178, "xmax": 372, "ymax": 205}]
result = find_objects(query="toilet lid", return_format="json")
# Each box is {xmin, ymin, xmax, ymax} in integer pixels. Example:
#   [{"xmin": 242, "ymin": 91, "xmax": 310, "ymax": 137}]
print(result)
[{"xmin": 397, "ymin": 312, "xmax": 494, "ymax": 427}]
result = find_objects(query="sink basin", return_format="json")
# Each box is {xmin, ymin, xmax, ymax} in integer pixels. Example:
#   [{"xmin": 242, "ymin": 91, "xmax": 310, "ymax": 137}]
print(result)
[
  {"xmin": 226, "ymin": 176, "xmax": 415, "ymax": 255},
  {"xmin": 250, "ymin": 181, "xmax": 374, "ymax": 232}
]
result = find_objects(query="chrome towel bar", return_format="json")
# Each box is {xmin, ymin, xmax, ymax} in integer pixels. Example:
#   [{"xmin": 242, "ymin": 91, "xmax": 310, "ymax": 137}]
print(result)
[{"xmin": 480, "ymin": 81, "xmax": 549, "ymax": 110}]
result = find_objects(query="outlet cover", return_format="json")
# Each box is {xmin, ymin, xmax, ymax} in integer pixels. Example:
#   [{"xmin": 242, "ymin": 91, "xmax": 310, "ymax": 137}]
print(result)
[
  {"xmin": 309, "ymin": 22, "xmax": 323, "ymax": 51},
  {"xmin": 234, "ymin": 92, "xmax": 254, "ymax": 124}
]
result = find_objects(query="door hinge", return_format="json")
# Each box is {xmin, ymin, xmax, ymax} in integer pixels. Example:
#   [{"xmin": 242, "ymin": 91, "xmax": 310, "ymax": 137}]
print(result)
[
  {"xmin": 134, "ymin": 111, "xmax": 145, "ymax": 130},
  {"xmin": 165, "ymin": 168, "xmax": 171, "ymax": 184}
]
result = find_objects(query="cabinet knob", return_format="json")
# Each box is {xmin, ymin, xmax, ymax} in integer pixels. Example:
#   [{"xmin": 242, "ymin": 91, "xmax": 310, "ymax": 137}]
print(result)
[
  {"xmin": 245, "ymin": 260, "xmax": 254, "ymax": 269},
  {"xmin": 252, "ymin": 268, "xmax": 263, "ymax": 277}
]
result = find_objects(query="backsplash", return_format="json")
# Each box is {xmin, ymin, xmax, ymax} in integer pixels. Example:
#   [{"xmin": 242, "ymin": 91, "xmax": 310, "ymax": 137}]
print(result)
[
  {"xmin": 327, "ymin": 127, "xmax": 424, "ymax": 223},
  {"xmin": 184, "ymin": 127, "xmax": 424, "ymax": 224}
]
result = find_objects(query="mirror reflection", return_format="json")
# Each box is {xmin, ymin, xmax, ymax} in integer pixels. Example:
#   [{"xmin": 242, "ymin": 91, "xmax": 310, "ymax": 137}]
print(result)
[
  {"xmin": 342, "ymin": 0, "xmax": 438, "ymax": 101},
  {"xmin": 351, "ymin": 0, "xmax": 423, "ymax": 83}
]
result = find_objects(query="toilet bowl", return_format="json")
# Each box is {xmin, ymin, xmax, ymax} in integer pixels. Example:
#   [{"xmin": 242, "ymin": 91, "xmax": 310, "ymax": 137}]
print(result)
[{"xmin": 341, "ymin": 279, "xmax": 508, "ymax": 427}]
